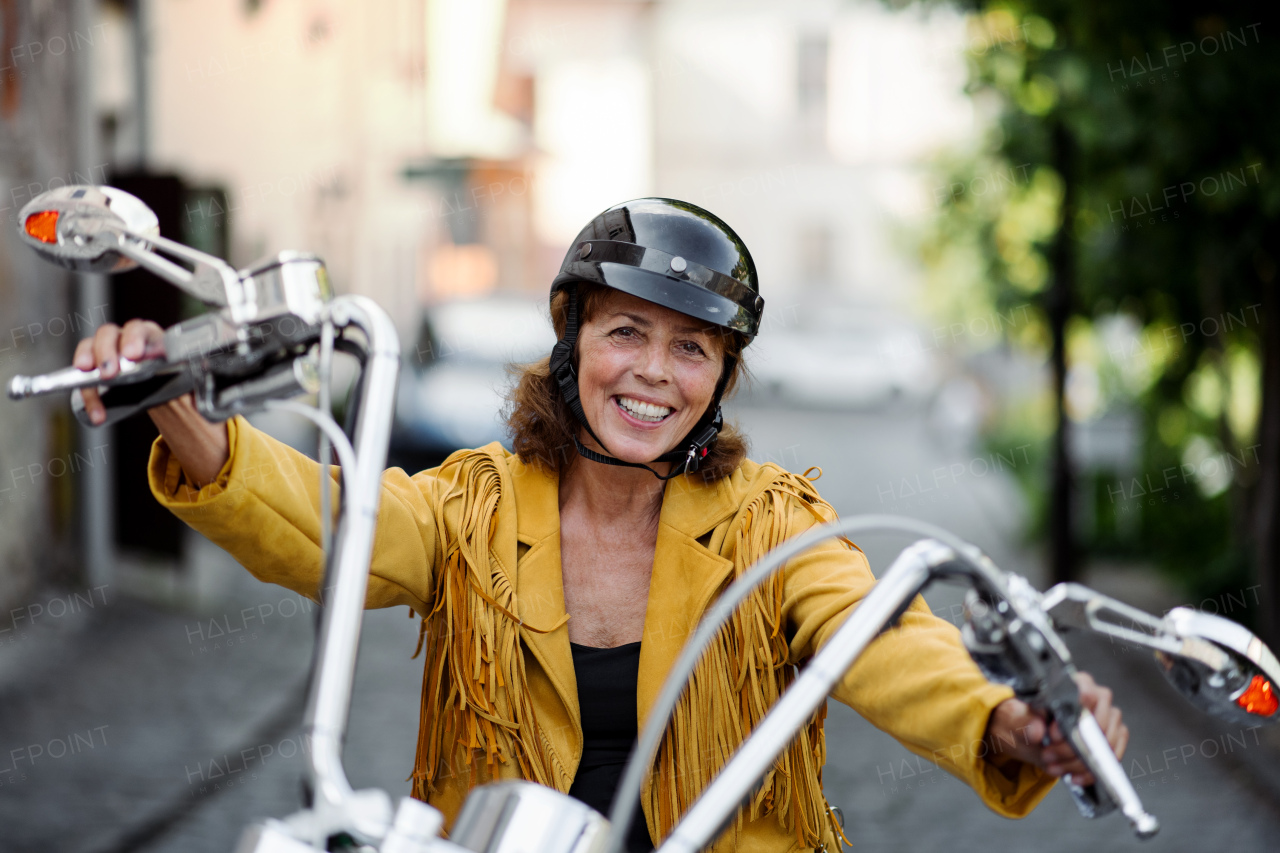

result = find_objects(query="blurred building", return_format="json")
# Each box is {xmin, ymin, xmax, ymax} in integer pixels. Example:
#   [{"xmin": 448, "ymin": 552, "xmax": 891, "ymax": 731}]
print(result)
[
  {"xmin": 0, "ymin": 0, "xmax": 978, "ymax": 610},
  {"xmin": 650, "ymin": 0, "xmax": 974, "ymax": 311},
  {"xmin": 0, "ymin": 1, "xmax": 102, "ymax": 612},
  {"xmin": 147, "ymin": 0, "xmax": 975, "ymax": 339}
]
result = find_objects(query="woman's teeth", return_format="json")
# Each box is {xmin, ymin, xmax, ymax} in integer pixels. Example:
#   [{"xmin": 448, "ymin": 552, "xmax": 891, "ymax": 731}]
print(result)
[{"xmin": 616, "ymin": 395, "xmax": 673, "ymax": 422}]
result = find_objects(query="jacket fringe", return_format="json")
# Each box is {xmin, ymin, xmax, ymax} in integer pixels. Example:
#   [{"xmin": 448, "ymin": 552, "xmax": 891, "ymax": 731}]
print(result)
[
  {"xmin": 410, "ymin": 452, "xmax": 851, "ymax": 850},
  {"xmin": 645, "ymin": 467, "xmax": 853, "ymax": 850},
  {"xmin": 410, "ymin": 450, "xmax": 573, "ymax": 799}
]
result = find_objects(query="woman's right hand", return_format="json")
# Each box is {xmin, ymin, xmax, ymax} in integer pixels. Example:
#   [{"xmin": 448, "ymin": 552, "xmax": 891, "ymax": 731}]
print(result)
[
  {"xmin": 73, "ymin": 318, "xmax": 168, "ymax": 424},
  {"xmin": 74, "ymin": 319, "xmax": 230, "ymax": 487}
]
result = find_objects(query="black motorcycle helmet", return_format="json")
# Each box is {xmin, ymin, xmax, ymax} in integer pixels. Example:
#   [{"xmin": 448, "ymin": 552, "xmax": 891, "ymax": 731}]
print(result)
[{"xmin": 548, "ymin": 198, "xmax": 764, "ymax": 479}]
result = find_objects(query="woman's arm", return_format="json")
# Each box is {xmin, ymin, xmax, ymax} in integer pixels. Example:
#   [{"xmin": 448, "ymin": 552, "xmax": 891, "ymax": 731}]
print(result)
[
  {"xmin": 78, "ymin": 320, "xmax": 440, "ymax": 613},
  {"xmin": 778, "ymin": 526, "xmax": 1060, "ymax": 817},
  {"xmin": 148, "ymin": 413, "xmax": 442, "ymax": 613},
  {"xmin": 147, "ymin": 394, "xmax": 230, "ymax": 488}
]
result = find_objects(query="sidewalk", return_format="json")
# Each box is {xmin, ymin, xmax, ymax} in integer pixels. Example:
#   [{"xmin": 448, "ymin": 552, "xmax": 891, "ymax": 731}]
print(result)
[{"xmin": 0, "ymin": 533, "xmax": 423, "ymax": 853}]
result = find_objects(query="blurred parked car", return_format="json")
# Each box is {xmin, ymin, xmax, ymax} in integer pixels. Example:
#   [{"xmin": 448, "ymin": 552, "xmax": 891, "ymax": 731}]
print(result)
[
  {"xmin": 389, "ymin": 296, "xmax": 557, "ymax": 471},
  {"xmin": 745, "ymin": 305, "xmax": 941, "ymax": 409}
]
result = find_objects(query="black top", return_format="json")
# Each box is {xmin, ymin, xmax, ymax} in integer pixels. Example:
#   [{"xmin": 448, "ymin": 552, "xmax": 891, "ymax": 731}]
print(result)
[{"xmin": 566, "ymin": 641, "xmax": 652, "ymax": 853}]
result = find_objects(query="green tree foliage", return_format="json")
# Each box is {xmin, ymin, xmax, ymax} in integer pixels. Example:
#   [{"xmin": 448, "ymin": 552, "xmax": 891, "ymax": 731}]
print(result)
[{"xmin": 916, "ymin": 1, "xmax": 1279, "ymax": 632}]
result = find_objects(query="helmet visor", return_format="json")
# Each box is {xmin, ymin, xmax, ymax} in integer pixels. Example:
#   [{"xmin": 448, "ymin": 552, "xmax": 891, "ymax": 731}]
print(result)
[{"xmin": 555, "ymin": 240, "xmax": 763, "ymax": 338}]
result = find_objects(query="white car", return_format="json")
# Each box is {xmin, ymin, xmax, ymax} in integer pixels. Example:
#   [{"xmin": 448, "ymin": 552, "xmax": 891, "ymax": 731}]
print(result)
[{"xmin": 745, "ymin": 306, "xmax": 940, "ymax": 408}]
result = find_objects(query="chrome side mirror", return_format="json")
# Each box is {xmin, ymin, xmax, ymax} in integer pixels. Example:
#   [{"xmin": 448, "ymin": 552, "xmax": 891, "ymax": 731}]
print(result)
[
  {"xmin": 18, "ymin": 185, "xmax": 159, "ymax": 273},
  {"xmin": 1158, "ymin": 607, "xmax": 1279, "ymax": 726},
  {"xmin": 18, "ymin": 184, "xmax": 241, "ymax": 314},
  {"xmin": 1041, "ymin": 584, "xmax": 1279, "ymax": 727}
]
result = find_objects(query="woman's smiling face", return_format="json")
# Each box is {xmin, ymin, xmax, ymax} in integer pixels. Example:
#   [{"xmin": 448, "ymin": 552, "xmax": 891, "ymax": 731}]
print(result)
[{"xmin": 575, "ymin": 289, "xmax": 723, "ymax": 467}]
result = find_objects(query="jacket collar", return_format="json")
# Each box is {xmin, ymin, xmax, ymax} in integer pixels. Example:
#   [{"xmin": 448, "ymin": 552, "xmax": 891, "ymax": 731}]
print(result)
[{"xmin": 508, "ymin": 453, "xmax": 741, "ymax": 545}]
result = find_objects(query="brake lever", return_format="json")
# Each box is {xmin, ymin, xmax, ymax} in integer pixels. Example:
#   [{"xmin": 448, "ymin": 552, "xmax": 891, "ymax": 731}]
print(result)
[
  {"xmin": 962, "ymin": 581, "xmax": 1159, "ymax": 838},
  {"xmin": 1036, "ymin": 685, "xmax": 1158, "ymax": 836},
  {"xmin": 69, "ymin": 372, "xmax": 197, "ymax": 427},
  {"xmin": 1060, "ymin": 708, "xmax": 1158, "ymax": 837},
  {"xmin": 1031, "ymin": 670, "xmax": 1139, "ymax": 830}
]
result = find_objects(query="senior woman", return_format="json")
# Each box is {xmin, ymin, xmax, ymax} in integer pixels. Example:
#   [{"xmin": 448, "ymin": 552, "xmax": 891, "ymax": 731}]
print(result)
[{"xmin": 78, "ymin": 199, "xmax": 1126, "ymax": 853}]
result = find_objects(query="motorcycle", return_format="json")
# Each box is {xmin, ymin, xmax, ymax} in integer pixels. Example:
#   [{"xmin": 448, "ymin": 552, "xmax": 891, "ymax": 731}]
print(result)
[{"xmin": 9, "ymin": 186, "xmax": 1279, "ymax": 853}]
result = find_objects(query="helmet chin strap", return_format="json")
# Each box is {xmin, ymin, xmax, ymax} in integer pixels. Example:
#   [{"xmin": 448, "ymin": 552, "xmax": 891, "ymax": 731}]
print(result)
[{"xmin": 548, "ymin": 285, "xmax": 725, "ymax": 481}]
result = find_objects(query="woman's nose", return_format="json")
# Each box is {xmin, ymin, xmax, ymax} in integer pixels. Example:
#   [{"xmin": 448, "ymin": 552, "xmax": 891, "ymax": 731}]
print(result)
[{"xmin": 633, "ymin": 342, "xmax": 672, "ymax": 384}]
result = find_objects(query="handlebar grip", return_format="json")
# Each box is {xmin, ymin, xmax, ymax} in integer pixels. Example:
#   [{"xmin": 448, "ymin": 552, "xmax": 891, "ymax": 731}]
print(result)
[
  {"xmin": 8, "ymin": 356, "xmax": 171, "ymax": 400},
  {"xmin": 1066, "ymin": 709, "xmax": 1159, "ymax": 839}
]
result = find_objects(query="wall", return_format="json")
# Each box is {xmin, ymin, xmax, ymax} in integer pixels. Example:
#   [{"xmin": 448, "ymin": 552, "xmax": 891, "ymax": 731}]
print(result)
[{"xmin": 0, "ymin": 0, "xmax": 95, "ymax": 610}]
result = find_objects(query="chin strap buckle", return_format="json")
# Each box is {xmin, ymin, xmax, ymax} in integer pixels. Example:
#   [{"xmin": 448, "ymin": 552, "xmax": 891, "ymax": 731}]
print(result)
[{"xmin": 680, "ymin": 407, "xmax": 723, "ymax": 476}]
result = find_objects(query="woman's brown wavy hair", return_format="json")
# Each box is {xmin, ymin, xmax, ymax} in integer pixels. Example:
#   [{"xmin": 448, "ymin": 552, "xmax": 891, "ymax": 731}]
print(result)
[{"xmin": 505, "ymin": 283, "xmax": 749, "ymax": 482}]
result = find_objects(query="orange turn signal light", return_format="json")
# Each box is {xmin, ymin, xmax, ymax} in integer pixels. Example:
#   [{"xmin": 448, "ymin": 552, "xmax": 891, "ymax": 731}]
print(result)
[
  {"xmin": 1236, "ymin": 675, "xmax": 1278, "ymax": 717},
  {"xmin": 24, "ymin": 210, "xmax": 59, "ymax": 244}
]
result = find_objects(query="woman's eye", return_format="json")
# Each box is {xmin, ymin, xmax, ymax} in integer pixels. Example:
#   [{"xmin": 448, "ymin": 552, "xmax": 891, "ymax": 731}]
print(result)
[{"xmin": 678, "ymin": 341, "xmax": 706, "ymax": 357}]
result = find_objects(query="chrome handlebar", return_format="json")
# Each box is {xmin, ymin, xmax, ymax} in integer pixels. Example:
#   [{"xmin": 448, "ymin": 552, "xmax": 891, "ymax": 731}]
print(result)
[{"xmin": 7, "ymin": 354, "xmax": 177, "ymax": 399}]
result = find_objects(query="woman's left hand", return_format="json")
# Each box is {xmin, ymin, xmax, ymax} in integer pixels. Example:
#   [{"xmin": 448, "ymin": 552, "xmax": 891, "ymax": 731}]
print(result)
[{"xmin": 984, "ymin": 671, "xmax": 1129, "ymax": 786}]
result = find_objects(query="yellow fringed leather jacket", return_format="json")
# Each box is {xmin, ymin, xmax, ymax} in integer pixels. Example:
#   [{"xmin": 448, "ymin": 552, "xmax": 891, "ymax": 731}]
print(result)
[{"xmin": 148, "ymin": 416, "xmax": 1055, "ymax": 852}]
